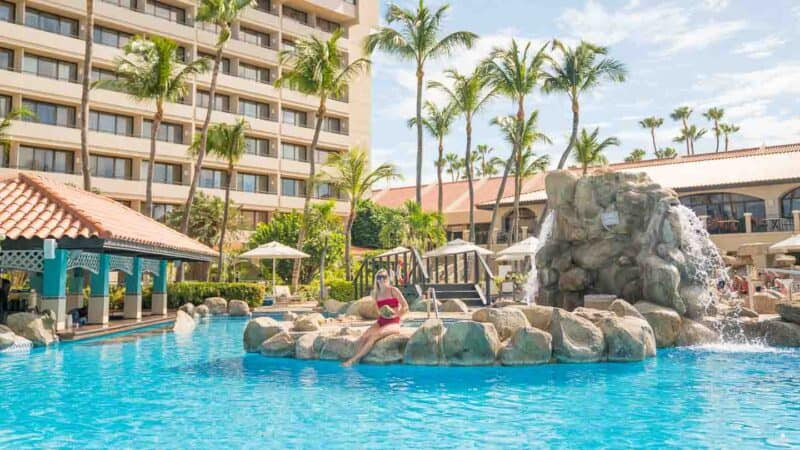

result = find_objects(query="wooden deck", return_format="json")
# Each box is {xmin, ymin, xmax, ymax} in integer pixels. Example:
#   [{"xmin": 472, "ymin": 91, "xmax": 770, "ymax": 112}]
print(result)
[{"xmin": 57, "ymin": 311, "xmax": 177, "ymax": 342}]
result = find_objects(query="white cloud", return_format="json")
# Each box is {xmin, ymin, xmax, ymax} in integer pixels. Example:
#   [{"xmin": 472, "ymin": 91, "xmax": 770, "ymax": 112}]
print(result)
[
  {"xmin": 701, "ymin": 0, "xmax": 730, "ymax": 11},
  {"xmin": 732, "ymin": 35, "xmax": 786, "ymax": 59}
]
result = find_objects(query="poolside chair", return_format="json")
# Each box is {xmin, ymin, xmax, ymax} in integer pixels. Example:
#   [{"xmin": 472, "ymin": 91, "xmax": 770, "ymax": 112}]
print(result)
[{"xmin": 273, "ymin": 286, "xmax": 300, "ymax": 304}]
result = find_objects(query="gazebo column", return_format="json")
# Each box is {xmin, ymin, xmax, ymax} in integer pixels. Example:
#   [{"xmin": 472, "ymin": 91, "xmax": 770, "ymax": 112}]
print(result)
[
  {"xmin": 151, "ymin": 260, "xmax": 168, "ymax": 316},
  {"xmin": 124, "ymin": 257, "xmax": 143, "ymax": 320},
  {"xmin": 89, "ymin": 254, "xmax": 110, "ymax": 325},
  {"xmin": 28, "ymin": 272, "xmax": 42, "ymax": 309},
  {"xmin": 67, "ymin": 268, "xmax": 84, "ymax": 311},
  {"xmin": 41, "ymin": 248, "xmax": 68, "ymax": 329}
]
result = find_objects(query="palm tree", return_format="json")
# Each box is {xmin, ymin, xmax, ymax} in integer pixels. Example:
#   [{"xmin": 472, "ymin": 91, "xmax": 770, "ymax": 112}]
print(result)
[
  {"xmin": 364, "ymin": 0, "xmax": 477, "ymax": 206},
  {"xmin": 79, "ymin": 0, "xmax": 95, "ymax": 191},
  {"xmin": 276, "ymin": 30, "xmax": 370, "ymax": 290},
  {"xmin": 638, "ymin": 117, "xmax": 663, "ymax": 153},
  {"xmin": 481, "ymin": 39, "xmax": 548, "ymax": 245},
  {"xmin": 673, "ymin": 125, "xmax": 706, "ymax": 154},
  {"xmin": 402, "ymin": 200, "xmax": 446, "ymax": 251},
  {"xmin": 96, "ymin": 36, "xmax": 209, "ymax": 217},
  {"xmin": 320, "ymin": 148, "xmax": 400, "ymax": 279},
  {"xmin": 461, "ymin": 151, "xmax": 480, "ymax": 179},
  {"xmin": 625, "ymin": 148, "xmax": 646, "ymax": 162},
  {"xmin": 191, "ymin": 119, "xmax": 249, "ymax": 281},
  {"xmin": 719, "ymin": 123, "xmax": 740, "ymax": 151},
  {"xmin": 543, "ymin": 40, "xmax": 627, "ymax": 170},
  {"xmin": 444, "ymin": 152, "xmax": 461, "ymax": 181},
  {"xmin": 407, "ymin": 100, "xmax": 457, "ymax": 216},
  {"xmin": 670, "ymin": 106, "xmax": 693, "ymax": 155},
  {"xmin": 474, "ymin": 144, "xmax": 496, "ymax": 177},
  {"xmin": 654, "ymin": 147, "xmax": 678, "ymax": 159},
  {"xmin": 703, "ymin": 107, "xmax": 725, "ymax": 152},
  {"xmin": 0, "ymin": 108, "xmax": 34, "ymax": 151},
  {"xmin": 181, "ymin": 0, "xmax": 255, "ymax": 236},
  {"xmin": 429, "ymin": 68, "xmax": 496, "ymax": 240},
  {"xmin": 573, "ymin": 128, "xmax": 619, "ymax": 175},
  {"xmin": 512, "ymin": 148, "xmax": 550, "ymax": 240}
]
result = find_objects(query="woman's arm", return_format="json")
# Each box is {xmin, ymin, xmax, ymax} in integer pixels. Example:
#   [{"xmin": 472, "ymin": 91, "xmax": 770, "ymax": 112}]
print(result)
[{"xmin": 393, "ymin": 287, "xmax": 409, "ymax": 317}]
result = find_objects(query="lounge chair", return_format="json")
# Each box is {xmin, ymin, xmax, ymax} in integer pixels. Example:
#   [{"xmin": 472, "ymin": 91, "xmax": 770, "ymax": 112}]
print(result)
[{"xmin": 272, "ymin": 286, "xmax": 300, "ymax": 304}]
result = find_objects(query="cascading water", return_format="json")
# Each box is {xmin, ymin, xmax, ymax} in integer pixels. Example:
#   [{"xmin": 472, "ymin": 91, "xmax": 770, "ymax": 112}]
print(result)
[{"xmin": 523, "ymin": 211, "xmax": 555, "ymax": 304}]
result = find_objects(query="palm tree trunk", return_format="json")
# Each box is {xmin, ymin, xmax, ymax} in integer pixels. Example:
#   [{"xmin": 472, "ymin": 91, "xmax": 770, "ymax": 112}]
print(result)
[
  {"xmin": 488, "ymin": 156, "xmax": 513, "ymax": 246},
  {"xmin": 144, "ymin": 105, "xmax": 162, "ymax": 217},
  {"xmin": 714, "ymin": 121, "xmax": 720, "ymax": 152},
  {"xmin": 465, "ymin": 119, "xmax": 475, "ymax": 241},
  {"xmin": 218, "ymin": 162, "xmax": 233, "ymax": 282},
  {"xmin": 79, "ymin": 0, "xmax": 94, "ymax": 191},
  {"xmin": 513, "ymin": 168, "xmax": 521, "ymax": 243},
  {"xmin": 182, "ymin": 45, "xmax": 223, "ymax": 234},
  {"xmin": 557, "ymin": 99, "xmax": 579, "ymax": 169},
  {"xmin": 291, "ymin": 100, "xmax": 325, "ymax": 290},
  {"xmin": 415, "ymin": 67, "xmax": 423, "ymax": 206},
  {"xmin": 682, "ymin": 119, "xmax": 690, "ymax": 155},
  {"xmin": 437, "ymin": 138, "xmax": 444, "ymax": 217},
  {"xmin": 344, "ymin": 204, "xmax": 355, "ymax": 280},
  {"xmin": 724, "ymin": 134, "xmax": 729, "ymax": 152},
  {"xmin": 650, "ymin": 128, "xmax": 657, "ymax": 153}
]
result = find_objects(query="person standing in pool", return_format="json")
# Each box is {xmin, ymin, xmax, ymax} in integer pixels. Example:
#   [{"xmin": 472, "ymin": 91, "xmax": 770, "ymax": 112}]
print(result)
[{"xmin": 342, "ymin": 269, "xmax": 409, "ymax": 367}]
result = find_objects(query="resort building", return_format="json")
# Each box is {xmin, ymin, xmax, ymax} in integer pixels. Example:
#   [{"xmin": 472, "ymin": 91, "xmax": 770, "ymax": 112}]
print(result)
[
  {"xmin": 371, "ymin": 143, "xmax": 800, "ymax": 256},
  {"xmin": 0, "ymin": 0, "xmax": 377, "ymax": 228}
]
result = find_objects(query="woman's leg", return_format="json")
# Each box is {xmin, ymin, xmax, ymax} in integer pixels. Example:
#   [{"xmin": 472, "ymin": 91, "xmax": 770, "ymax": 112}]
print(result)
[{"xmin": 342, "ymin": 324, "xmax": 400, "ymax": 367}]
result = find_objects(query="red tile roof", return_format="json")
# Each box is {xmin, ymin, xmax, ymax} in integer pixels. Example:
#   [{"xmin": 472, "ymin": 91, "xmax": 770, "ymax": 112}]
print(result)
[{"xmin": 0, "ymin": 173, "xmax": 215, "ymax": 260}]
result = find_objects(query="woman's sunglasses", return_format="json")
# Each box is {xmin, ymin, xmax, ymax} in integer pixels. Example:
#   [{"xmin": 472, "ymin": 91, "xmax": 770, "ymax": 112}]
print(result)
[{"xmin": 376, "ymin": 275, "xmax": 387, "ymax": 281}]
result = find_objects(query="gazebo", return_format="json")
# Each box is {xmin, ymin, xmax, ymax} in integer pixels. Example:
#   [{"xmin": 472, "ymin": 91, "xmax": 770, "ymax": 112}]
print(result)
[{"xmin": 0, "ymin": 173, "xmax": 216, "ymax": 329}]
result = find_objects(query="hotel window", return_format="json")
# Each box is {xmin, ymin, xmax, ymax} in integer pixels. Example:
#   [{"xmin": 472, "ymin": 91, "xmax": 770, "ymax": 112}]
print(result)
[
  {"xmin": 282, "ymin": 39, "xmax": 296, "ymax": 52},
  {"xmin": 23, "ymin": 54, "xmax": 78, "ymax": 82},
  {"xmin": 245, "ymin": 137, "xmax": 272, "ymax": 157},
  {"xmin": 315, "ymin": 149, "xmax": 335, "ymax": 163},
  {"xmin": 197, "ymin": 90, "xmax": 230, "ymax": 112},
  {"xmin": 239, "ymin": 210, "xmax": 268, "ymax": 229},
  {"xmin": 25, "ymin": 8, "xmax": 79, "ymax": 37},
  {"xmin": 0, "ymin": 146, "xmax": 8, "ymax": 168},
  {"xmin": 254, "ymin": 0, "xmax": 273, "ymax": 13},
  {"xmin": 781, "ymin": 187, "xmax": 800, "ymax": 218},
  {"xmin": 150, "ymin": 203, "xmax": 175, "ymax": 222},
  {"xmin": 142, "ymin": 161, "xmax": 182, "ymax": 185},
  {"xmin": 101, "ymin": 0, "xmax": 136, "ymax": 9},
  {"xmin": 145, "ymin": 0, "xmax": 187, "ymax": 25},
  {"xmin": 199, "ymin": 53, "xmax": 231, "ymax": 74},
  {"xmin": 0, "ymin": 95, "xmax": 10, "ymax": 117},
  {"xmin": 281, "ymin": 143, "xmax": 307, "ymax": 162},
  {"xmin": 282, "ymin": 108, "xmax": 308, "ymax": 127},
  {"xmin": 199, "ymin": 168, "xmax": 228, "ymax": 189},
  {"xmin": 237, "ymin": 172, "xmax": 269, "ymax": 193},
  {"xmin": 281, "ymin": 178, "xmax": 305, "ymax": 197},
  {"xmin": 317, "ymin": 18, "xmax": 341, "ymax": 34},
  {"xmin": 22, "ymin": 99, "xmax": 76, "ymax": 128},
  {"xmin": 143, "ymin": 120, "xmax": 184, "ymax": 144},
  {"xmin": 284, "ymin": 6, "xmax": 308, "ymax": 25},
  {"xmin": 0, "ymin": 48, "xmax": 12, "ymax": 71},
  {"xmin": 324, "ymin": 117, "xmax": 344, "ymax": 134},
  {"xmin": 680, "ymin": 193, "xmax": 766, "ymax": 234},
  {"xmin": 0, "ymin": 1, "xmax": 14, "ymax": 23},
  {"xmin": 91, "ymin": 67, "xmax": 118, "ymax": 82},
  {"xmin": 90, "ymin": 154, "xmax": 131, "ymax": 179},
  {"xmin": 238, "ymin": 63, "xmax": 270, "ymax": 84},
  {"xmin": 239, "ymin": 99, "xmax": 270, "ymax": 120},
  {"xmin": 240, "ymin": 27, "xmax": 271, "ymax": 48},
  {"xmin": 94, "ymin": 26, "xmax": 132, "ymax": 48},
  {"xmin": 18, "ymin": 146, "xmax": 74, "ymax": 173},
  {"xmin": 90, "ymin": 111, "xmax": 134, "ymax": 136},
  {"xmin": 316, "ymin": 182, "xmax": 338, "ymax": 199},
  {"xmin": 115, "ymin": 199, "xmax": 133, "ymax": 208}
]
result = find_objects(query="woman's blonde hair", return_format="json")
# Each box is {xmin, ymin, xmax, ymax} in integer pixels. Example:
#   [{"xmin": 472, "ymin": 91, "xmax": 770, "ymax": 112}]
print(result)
[{"xmin": 371, "ymin": 269, "xmax": 391, "ymax": 300}]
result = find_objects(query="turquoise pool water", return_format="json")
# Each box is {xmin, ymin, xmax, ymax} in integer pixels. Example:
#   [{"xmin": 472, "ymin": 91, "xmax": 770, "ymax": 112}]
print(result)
[{"xmin": 1, "ymin": 318, "xmax": 799, "ymax": 449}]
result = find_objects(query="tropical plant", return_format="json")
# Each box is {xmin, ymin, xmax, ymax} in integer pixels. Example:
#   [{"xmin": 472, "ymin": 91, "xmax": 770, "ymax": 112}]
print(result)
[
  {"xmin": 429, "ymin": 68, "xmax": 495, "ymax": 240},
  {"xmin": 0, "ymin": 108, "xmax": 34, "ymax": 150},
  {"xmin": 276, "ymin": 29, "xmax": 370, "ymax": 290},
  {"xmin": 79, "ymin": 0, "xmax": 95, "ymax": 191},
  {"xmin": 181, "ymin": 0, "xmax": 255, "ymax": 236},
  {"xmin": 512, "ymin": 148, "xmax": 550, "ymax": 240},
  {"xmin": 703, "ymin": 107, "xmax": 725, "ymax": 152},
  {"xmin": 543, "ymin": 40, "xmax": 627, "ymax": 170},
  {"xmin": 638, "ymin": 116, "xmax": 663, "ymax": 153},
  {"xmin": 407, "ymin": 100, "xmax": 457, "ymax": 215},
  {"xmin": 385, "ymin": 200, "xmax": 446, "ymax": 251},
  {"xmin": 460, "ymin": 151, "xmax": 480, "ymax": 179},
  {"xmin": 319, "ymin": 148, "xmax": 401, "ymax": 280},
  {"xmin": 443, "ymin": 152, "xmax": 462, "ymax": 182},
  {"xmin": 96, "ymin": 36, "xmax": 209, "ymax": 217},
  {"xmin": 625, "ymin": 148, "xmax": 646, "ymax": 162},
  {"xmin": 719, "ymin": 123, "xmax": 740, "ymax": 152},
  {"xmin": 654, "ymin": 147, "xmax": 678, "ymax": 159},
  {"xmin": 364, "ymin": 0, "xmax": 477, "ymax": 206},
  {"xmin": 474, "ymin": 144, "xmax": 503, "ymax": 177},
  {"xmin": 573, "ymin": 128, "xmax": 619, "ymax": 175},
  {"xmin": 481, "ymin": 39, "xmax": 548, "ymax": 246},
  {"xmin": 165, "ymin": 191, "xmax": 239, "ymax": 248},
  {"xmin": 673, "ymin": 125, "xmax": 706, "ymax": 154},
  {"xmin": 670, "ymin": 106, "xmax": 693, "ymax": 155},
  {"xmin": 351, "ymin": 200, "xmax": 402, "ymax": 248}
]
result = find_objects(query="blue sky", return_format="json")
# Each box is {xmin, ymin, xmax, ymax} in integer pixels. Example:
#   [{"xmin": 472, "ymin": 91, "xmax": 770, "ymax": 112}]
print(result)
[{"xmin": 369, "ymin": 0, "xmax": 800, "ymax": 187}]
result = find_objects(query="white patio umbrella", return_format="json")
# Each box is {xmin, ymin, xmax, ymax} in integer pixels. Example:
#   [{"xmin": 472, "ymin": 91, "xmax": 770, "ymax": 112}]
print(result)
[
  {"xmin": 769, "ymin": 235, "xmax": 800, "ymax": 254},
  {"xmin": 424, "ymin": 239, "xmax": 494, "ymax": 258},
  {"xmin": 238, "ymin": 241, "xmax": 309, "ymax": 295},
  {"xmin": 495, "ymin": 254, "xmax": 525, "ymax": 262},
  {"xmin": 497, "ymin": 236, "xmax": 540, "ymax": 258},
  {"xmin": 377, "ymin": 246, "xmax": 410, "ymax": 258}
]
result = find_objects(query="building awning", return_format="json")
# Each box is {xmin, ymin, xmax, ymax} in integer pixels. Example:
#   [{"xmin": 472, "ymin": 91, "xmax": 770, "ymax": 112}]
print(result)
[{"xmin": 0, "ymin": 173, "xmax": 215, "ymax": 261}]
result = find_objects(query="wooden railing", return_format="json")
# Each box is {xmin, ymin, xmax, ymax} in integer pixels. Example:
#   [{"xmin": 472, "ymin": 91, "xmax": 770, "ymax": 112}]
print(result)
[{"xmin": 352, "ymin": 248, "xmax": 429, "ymax": 300}]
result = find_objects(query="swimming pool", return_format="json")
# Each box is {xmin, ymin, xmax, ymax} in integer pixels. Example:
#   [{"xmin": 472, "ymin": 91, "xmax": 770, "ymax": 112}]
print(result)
[{"xmin": 1, "ymin": 318, "xmax": 798, "ymax": 449}]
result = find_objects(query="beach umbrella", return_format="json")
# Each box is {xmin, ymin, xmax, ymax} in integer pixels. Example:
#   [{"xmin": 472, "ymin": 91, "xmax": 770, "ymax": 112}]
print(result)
[
  {"xmin": 769, "ymin": 234, "xmax": 800, "ymax": 254},
  {"xmin": 495, "ymin": 254, "xmax": 525, "ymax": 262},
  {"xmin": 239, "ymin": 241, "xmax": 309, "ymax": 295},
  {"xmin": 376, "ymin": 246, "xmax": 410, "ymax": 258},
  {"xmin": 497, "ymin": 236, "xmax": 540, "ymax": 258},
  {"xmin": 424, "ymin": 239, "xmax": 493, "ymax": 258}
]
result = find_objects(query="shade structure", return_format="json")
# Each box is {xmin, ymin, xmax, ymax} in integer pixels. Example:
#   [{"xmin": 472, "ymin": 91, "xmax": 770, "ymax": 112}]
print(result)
[
  {"xmin": 424, "ymin": 239, "xmax": 493, "ymax": 258},
  {"xmin": 769, "ymin": 235, "xmax": 800, "ymax": 254},
  {"xmin": 497, "ymin": 236, "xmax": 541, "ymax": 257},
  {"xmin": 239, "ymin": 242, "xmax": 309, "ymax": 295},
  {"xmin": 495, "ymin": 254, "xmax": 525, "ymax": 262},
  {"xmin": 376, "ymin": 246, "xmax": 410, "ymax": 258}
]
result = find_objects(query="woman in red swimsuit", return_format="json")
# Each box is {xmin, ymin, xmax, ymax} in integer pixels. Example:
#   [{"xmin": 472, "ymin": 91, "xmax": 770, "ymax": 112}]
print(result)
[{"xmin": 342, "ymin": 269, "xmax": 409, "ymax": 367}]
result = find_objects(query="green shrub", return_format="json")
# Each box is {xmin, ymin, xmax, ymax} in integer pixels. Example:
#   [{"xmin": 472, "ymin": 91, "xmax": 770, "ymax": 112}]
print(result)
[
  {"xmin": 328, "ymin": 279, "xmax": 355, "ymax": 302},
  {"xmin": 167, "ymin": 282, "xmax": 266, "ymax": 308}
]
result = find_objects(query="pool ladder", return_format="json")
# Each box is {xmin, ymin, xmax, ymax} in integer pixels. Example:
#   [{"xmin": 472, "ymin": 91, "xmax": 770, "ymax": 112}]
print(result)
[{"xmin": 426, "ymin": 287, "xmax": 440, "ymax": 320}]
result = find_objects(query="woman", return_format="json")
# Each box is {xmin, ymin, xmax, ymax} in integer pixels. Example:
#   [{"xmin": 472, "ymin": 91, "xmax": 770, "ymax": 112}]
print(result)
[{"xmin": 342, "ymin": 269, "xmax": 409, "ymax": 367}]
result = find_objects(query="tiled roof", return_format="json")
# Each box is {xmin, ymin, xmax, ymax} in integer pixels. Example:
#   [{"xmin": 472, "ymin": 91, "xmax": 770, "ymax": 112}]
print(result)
[{"xmin": 0, "ymin": 173, "xmax": 216, "ymax": 260}]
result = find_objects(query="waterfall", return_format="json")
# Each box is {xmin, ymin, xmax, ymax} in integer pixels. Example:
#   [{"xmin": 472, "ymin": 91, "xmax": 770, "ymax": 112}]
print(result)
[
  {"xmin": 674, "ymin": 204, "xmax": 728, "ymax": 311},
  {"xmin": 523, "ymin": 211, "xmax": 555, "ymax": 304}
]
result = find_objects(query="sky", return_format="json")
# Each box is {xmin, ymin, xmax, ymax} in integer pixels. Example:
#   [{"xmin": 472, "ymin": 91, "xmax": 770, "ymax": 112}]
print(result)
[{"xmin": 368, "ymin": 0, "xmax": 800, "ymax": 188}]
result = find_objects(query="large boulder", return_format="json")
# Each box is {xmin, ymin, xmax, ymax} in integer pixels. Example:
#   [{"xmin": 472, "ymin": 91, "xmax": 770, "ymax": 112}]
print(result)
[
  {"xmin": 243, "ymin": 317, "xmax": 285, "ymax": 352},
  {"xmin": 364, "ymin": 334, "xmax": 410, "ymax": 364},
  {"xmin": 675, "ymin": 319, "xmax": 719, "ymax": 346},
  {"xmin": 345, "ymin": 296, "xmax": 379, "ymax": 320},
  {"xmin": 634, "ymin": 301, "xmax": 682, "ymax": 348},
  {"xmin": 608, "ymin": 299, "xmax": 644, "ymax": 319},
  {"xmin": 404, "ymin": 319, "xmax": 446, "ymax": 365},
  {"xmin": 440, "ymin": 299, "xmax": 469, "ymax": 313},
  {"xmin": 228, "ymin": 300, "xmax": 250, "ymax": 316},
  {"xmin": 178, "ymin": 303, "xmax": 195, "ymax": 316},
  {"xmin": 0, "ymin": 325, "xmax": 18, "ymax": 350},
  {"xmin": 295, "ymin": 333, "xmax": 320, "ymax": 360},
  {"xmin": 314, "ymin": 333, "xmax": 360, "ymax": 360},
  {"xmin": 6, "ymin": 312, "xmax": 57, "ymax": 346},
  {"xmin": 558, "ymin": 267, "xmax": 588, "ymax": 292},
  {"xmin": 410, "ymin": 298, "xmax": 442, "ymax": 313},
  {"xmin": 443, "ymin": 321, "xmax": 501, "ymax": 366},
  {"xmin": 204, "ymin": 297, "xmax": 228, "ymax": 315},
  {"xmin": 776, "ymin": 303, "xmax": 800, "ymax": 325},
  {"xmin": 499, "ymin": 327, "xmax": 552, "ymax": 366},
  {"xmin": 573, "ymin": 307, "xmax": 616, "ymax": 324},
  {"xmin": 293, "ymin": 313, "xmax": 326, "ymax": 332},
  {"xmin": 550, "ymin": 309, "xmax": 605, "ymax": 363},
  {"xmin": 323, "ymin": 299, "xmax": 348, "ymax": 315},
  {"xmin": 512, "ymin": 305, "xmax": 554, "ymax": 332},
  {"xmin": 260, "ymin": 331, "xmax": 296, "ymax": 357},
  {"xmin": 763, "ymin": 319, "xmax": 800, "ymax": 347},
  {"xmin": 597, "ymin": 316, "xmax": 656, "ymax": 361},
  {"xmin": 172, "ymin": 310, "xmax": 196, "ymax": 334},
  {"xmin": 471, "ymin": 307, "xmax": 530, "ymax": 341},
  {"xmin": 194, "ymin": 304, "xmax": 210, "ymax": 318},
  {"xmin": 545, "ymin": 170, "xmax": 578, "ymax": 208}
]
